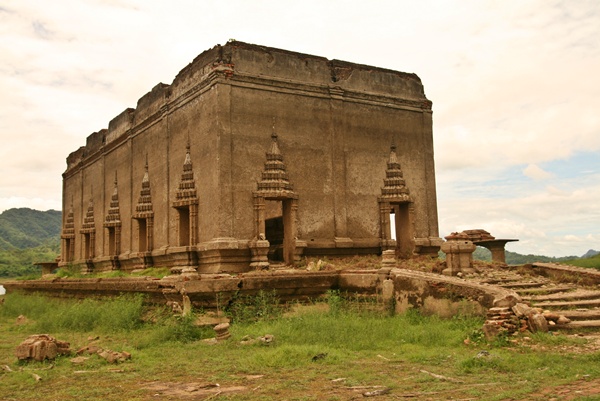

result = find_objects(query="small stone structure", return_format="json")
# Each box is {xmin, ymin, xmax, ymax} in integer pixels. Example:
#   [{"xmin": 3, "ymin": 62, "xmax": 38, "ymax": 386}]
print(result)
[
  {"xmin": 440, "ymin": 232, "xmax": 476, "ymax": 276},
  {"xmin": 34, "ymin": 261, "xmax": 58, "ymax": 276},
  {"xmin": 59, "ymin": 40, "xmax": 442, "ymax": 274},
  {"xmin": 214, "ymin": 323, "xmax": 231, "ymax": 341},
  {"xmin": 15, "ymin": 334, "xmax": 71, "ymax": 362},
  {"xmin": 462, "ymin": 229, "xmax": 518, "ymax": 263}
]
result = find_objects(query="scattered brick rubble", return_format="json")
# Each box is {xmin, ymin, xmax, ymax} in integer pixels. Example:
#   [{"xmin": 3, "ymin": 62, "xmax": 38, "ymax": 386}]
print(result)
[
  {"xmin": 76, "ymin": 344, "xmax": 131, "ymax": 364},
  {"xmin": 483, "ymin": 302, "xmax": 573, "ymax": 339},
  {"xmin": 15, "ymin": 334, "xmax": 71, "ymax": 362}
]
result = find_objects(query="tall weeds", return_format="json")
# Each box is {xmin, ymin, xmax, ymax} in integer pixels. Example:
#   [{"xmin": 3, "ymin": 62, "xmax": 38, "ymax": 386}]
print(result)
[
  {"xmin": 2, "ymin": 292, "xmax": 145, "ymax": 332},
  {"xmin": 226, "ymin": 290, "xmax": 282, "ymax": 324}
]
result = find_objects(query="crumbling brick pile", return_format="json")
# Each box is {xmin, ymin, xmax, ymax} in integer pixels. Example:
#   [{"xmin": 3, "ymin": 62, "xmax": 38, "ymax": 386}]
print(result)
[
  {"xmin": 15, "ymin": 334, "xmax": 71, "ymax": 362},
  {"xmin": 483, "ymin": 302, "xmax": 572, "ymax": 339},
  {"xmin": 483, "ymin": 307, "xmax": 521, "ymax": 339}
]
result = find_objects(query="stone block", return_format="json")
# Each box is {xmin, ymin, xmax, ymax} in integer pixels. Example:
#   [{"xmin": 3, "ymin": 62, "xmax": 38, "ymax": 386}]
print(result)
[{"xmin": 15, "ymin": 334, "xmax": 71, "ymax": 362}]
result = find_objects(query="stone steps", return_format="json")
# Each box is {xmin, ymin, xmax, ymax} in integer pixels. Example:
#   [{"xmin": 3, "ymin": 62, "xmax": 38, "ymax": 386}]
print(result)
[
  {"xmin": 515, "ymin": 286, "xmax": 575, "ymax": 295},
  {"xmin": 521, "ymin": 290, "xmax": 600, "ymax": 302},
  {"xmin": 496, "ymin": 282, "xmax": 546, "ymax": 289},
  {"xmin": 555, "ymin": 309, "xmax": 600, "ymax": 321},
  {"xmin": 528, "ymin": 299, "xmax": 600, "ymax": 310},
  {"xmin": 549, "ymin": 320, "xmax": 600, "ymax": 331},
  {"xmin": 473, "ymin": 270, "xmax": 600, "ymax": 333}
]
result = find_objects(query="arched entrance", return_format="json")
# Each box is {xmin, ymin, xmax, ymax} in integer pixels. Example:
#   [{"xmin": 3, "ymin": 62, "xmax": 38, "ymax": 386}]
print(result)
[
  {"xmin": 379, "ymin": 143, "xmax": 415, "ymax": 259},
  {"xmin": 250, "ymin": 129, "xmax": 299, "ymax": 267}
]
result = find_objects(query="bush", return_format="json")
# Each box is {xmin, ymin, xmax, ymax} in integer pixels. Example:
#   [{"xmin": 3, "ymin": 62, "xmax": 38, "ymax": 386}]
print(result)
[
  {"xmin": 148, "ymin": 312, "xmax": 207, "ymax": 344},
  {"xmin": 226, "ymin": 290, "xmax": 282, "ymax": 324}
]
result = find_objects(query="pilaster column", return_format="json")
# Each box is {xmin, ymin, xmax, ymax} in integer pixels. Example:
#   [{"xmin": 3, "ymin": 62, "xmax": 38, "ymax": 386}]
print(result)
[
  {"xmin": 147, "ymin": 217, "xmax": 154, "ymax": 252},
  {"xmin": 115, "ymin": 226, "xmax": 121, "ymax": 256},
  {"xmin": 254, "ymin": 195, "xmax": 266, "ymax": 238},
  {"xmin": 61, "ymin": 239, "xmax": 66, "ymax": 263},
  {"xmin": 379, "ymin": 201, "xmax": 391, "ymax": 241},
  {"xmin": 190, "ymin": 204, "xmax": 198, "ymax": 245},
  {"xmin": 283, "ymin": 199, "xmax": 297, "ymax": 265},
  {"xmin": 90, "ymin": 232, "xmax": 96, "ymax": 259}
]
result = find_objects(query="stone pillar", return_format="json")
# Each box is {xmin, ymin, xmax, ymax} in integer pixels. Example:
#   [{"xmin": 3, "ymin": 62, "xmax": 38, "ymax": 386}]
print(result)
[
  {"xmin": 440, "ymin": 232, "xmax": 476, "ymax": 276},
  {"xmin": 147, "ymin": 217, "xmax": 154, "ymax": 252},
  {"xmin": 115, "ymin": 225, "xmax": 121, "ymax": 256},
  {"xmin": 487, "ymin": 242, "xmax": 507, "ymax": 264},
  {"xmin": 294, "ymin": 239, "xmax": 307, "ymax": 263},
  {"xmin": 379, "ymin": 201, "xmax": 396, "ymax": 251},
  {"xmin": 189, "ymin": 204, "xmax": 198, "ymax": 245},
  {"xmin": 60, "ymin": 239, "xmax": 66, "ymax": 264},
  {"xmin": 89, "ymin": 232, "xmax": 96, "ymax": 259},
  {"xmin": 249, "ymin": 239, "xmax": 270, "ymax": 270},
  {"xmin": 381, "ymin": 249, "xmax": 397, "ymax": 269},
  {"xmin": 254, "ymin": 195, "xmax": 266, "ymax": 238},
  {"xmin": 283, "ymin": 198, "xmax": 298, "ymax": 265},
  {"xmin": 379, "ymin": 201, "xmax": 391, "ymax": 241}
]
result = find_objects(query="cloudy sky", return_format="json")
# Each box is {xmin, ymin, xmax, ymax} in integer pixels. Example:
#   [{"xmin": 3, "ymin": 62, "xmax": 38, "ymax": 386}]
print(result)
[{"xmin": 1, "ymin": 0, "xmax": 598, "ymax": 257}]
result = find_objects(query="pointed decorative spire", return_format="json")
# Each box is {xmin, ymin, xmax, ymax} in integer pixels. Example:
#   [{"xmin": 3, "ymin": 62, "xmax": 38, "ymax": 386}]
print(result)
[
  {"xmin": 380, "ymin": 142, "xmax": 411, "ymax": 202},
  {"xmin": 105, "ymin": 171, "xmax": 122, "ymax": 227},
  {"xmin": 80, "ymin": 192, "xmax": 96, "ymax": 233},
  {"xmin": 389, "ymin": 138, "xmax": 398, "ymax": 164},
  {"xmin": 173, "ymin": 143, "xmax": 198, "ymax": 207},
  {"xmin": 143, "ymin": 154, "xmax": 149, "ymax": 184},
  {"xmin": 61, "ymin": 199, "xmax": 75, "ymax": 239},
  {"xmin": 256, "ymin": 126, "xmax": 294, "ymax": 197},
  {"xmin": 134, "ymin": 155, "xmax": 154, "ymax": 218}
]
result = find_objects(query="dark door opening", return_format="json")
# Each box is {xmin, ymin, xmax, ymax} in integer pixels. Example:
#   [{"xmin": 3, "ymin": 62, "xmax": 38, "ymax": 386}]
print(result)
[
  {"xmin": 265, "ymin": 200, "xmax": 283, "ymax": 262},
  {"xmin": 138, "ymin": 219, "xmax": 147, "ymax": 252},
  {"xmin": 178, "ymin": 207, "xmax": 190, "ymax": 246},
  {"xmin": 65, "ymin": 239, "xmax": 74, "ymax": 262},
  {"xmin": 83, "ymin": 233, "xmax": 91, "ymax": 260},
  {"xmin": 392, "ymin": 203, "xmax": 413, "ymax": 259},
  {"xmin": 264, "ymin": 199, "xmax": 294, "ymax": 264},
  {"xmin": 108, "ymin": 227, "xmax": 116, "ymax": 256}
]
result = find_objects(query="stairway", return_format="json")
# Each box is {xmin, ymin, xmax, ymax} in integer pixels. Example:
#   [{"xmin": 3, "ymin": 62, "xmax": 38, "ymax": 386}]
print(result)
[{"xmin": 476, "ymin": 267, "xmax": 600, "ymax": 332}]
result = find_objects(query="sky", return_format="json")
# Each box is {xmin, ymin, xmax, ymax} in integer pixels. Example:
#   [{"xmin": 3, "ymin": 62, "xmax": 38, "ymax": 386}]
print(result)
[{"xmin": 0, "ymin": 0, "xmax": 598, "ymax": 257}]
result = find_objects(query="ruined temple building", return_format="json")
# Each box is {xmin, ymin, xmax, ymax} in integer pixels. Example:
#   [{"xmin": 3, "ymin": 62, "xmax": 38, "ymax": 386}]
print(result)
[{"xmin": 60, "ymin": 41, "xmax": 443, "ymax": 273}]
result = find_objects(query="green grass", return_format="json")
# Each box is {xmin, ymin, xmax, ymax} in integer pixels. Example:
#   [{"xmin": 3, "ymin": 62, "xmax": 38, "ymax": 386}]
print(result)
[
  {"xmin": 2, "ymin": 292, "xmax": 600, "ymax": 400},
  {"xmin": 52, "ymin": 266, "xmax": 171, "ymax": 279},
  {"xmin": 563, "ymin": 253, "xmax": 600, "ymax": 269}
]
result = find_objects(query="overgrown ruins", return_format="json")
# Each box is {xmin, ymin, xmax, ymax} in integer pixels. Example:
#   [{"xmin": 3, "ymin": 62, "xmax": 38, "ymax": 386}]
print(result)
[{"xmin": 60, "ymin": 41, "xmax": 443, "ymax": 273}]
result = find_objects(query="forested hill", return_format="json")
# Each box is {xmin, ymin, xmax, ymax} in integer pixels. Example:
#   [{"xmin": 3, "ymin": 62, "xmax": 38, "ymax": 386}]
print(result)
[{"xmin": 0, "ymin": 208, "xmax": 62, "ymax": 250}]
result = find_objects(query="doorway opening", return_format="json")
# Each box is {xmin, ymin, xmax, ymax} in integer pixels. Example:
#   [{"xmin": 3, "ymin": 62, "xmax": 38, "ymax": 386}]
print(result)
[
  {"xmin": 265, "ymin": 201, "xmax": 283, "ymax": 262},
  {"xmin": 391, "ymin": 203, "xmax": 413, "ymax": 258},
  {"xmin": 107, "ymin": 227, "xmax": 116, "ymax": 256},
  {"xmin": 64, "ymin": 238, "xmax": 74, "ymax": 262},
  {"xmin": 137, "ymin": 219, "xmax": 147, "ymax": 252},
  {"xmin": 83, "ymin": 233, "xmax": 92, "ymax": 260},
  {"xmin": 263, "ymin": 199, "xmax": 294, "ymax": 264},
  {"xmin": 177, "ymin": 207, "xmax": 190, "ymax": 246}
]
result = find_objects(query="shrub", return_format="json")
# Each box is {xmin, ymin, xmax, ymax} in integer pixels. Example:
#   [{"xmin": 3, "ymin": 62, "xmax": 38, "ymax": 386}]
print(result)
[{"xmin": 226, "ymin": 290, "xmax": 282, "ymax": 324}]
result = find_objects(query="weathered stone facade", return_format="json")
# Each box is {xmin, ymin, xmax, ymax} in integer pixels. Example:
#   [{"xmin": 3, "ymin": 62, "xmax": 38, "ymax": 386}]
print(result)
[{"xmin": 60, "ymin": 41, "xmax": 442, "ymax": 273}]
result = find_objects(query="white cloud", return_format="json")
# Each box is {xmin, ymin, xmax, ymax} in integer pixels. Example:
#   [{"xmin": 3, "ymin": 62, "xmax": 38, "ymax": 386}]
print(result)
[{"xmin": 523, "ymin": 164, "xmax": 553, "ymax": 180}]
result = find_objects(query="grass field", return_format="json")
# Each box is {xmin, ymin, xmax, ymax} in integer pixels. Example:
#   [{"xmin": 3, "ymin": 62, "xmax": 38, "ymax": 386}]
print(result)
[
  {"xmin": 2, "ymin": 291, "xmax": 600, "ymax": 400},
  {"xmin": 563, "ymin": 254, "xmax": 600, "ymax": 270}
]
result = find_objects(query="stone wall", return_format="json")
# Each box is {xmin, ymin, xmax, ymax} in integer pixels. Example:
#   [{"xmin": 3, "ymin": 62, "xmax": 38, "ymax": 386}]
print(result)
[{"xmin": 4, "ymin": 268, "xmax": 518, "ymax": 318}]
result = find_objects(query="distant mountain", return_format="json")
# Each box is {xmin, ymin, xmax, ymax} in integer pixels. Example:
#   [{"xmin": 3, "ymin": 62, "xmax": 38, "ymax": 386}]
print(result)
[
  {"xmin": 472, "ymin": 246, "xmax": 578, "ymax": 265},
  {"xmin": 0, "ymin": 208, "xmax": 61, "ymax": 277},
  {"xmin": 0, "ymin": 208, "xmax": 62, "ymax": 250},
  {"xmin": 582, "ymin": 249, "xmax": 600, "ymax": 259}
]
